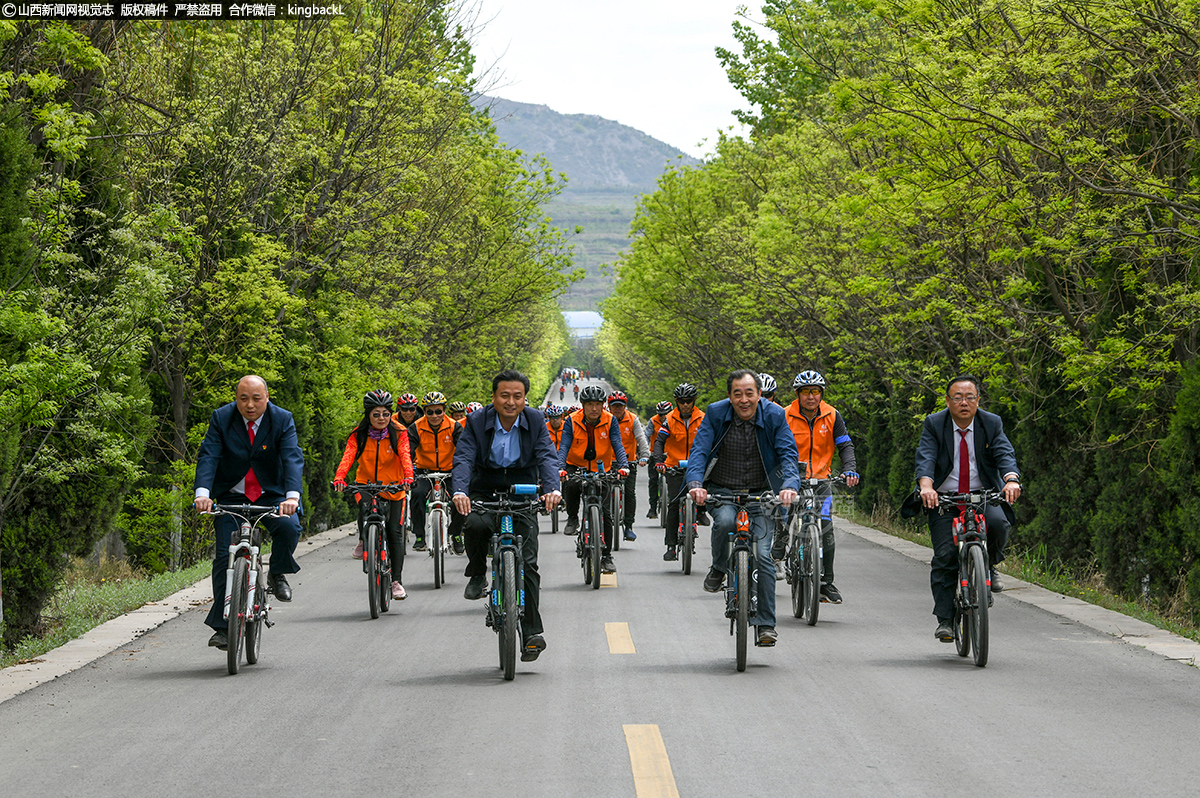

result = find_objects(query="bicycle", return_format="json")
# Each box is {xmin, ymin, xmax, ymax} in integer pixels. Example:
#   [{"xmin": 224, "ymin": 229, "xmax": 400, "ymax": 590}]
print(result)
[
  {"xmin": 418, "ymin": 471, "xmax": 453, "ymax": 588},
  {"xmin": 786, "ymin": 475, "xmax": 848, "ymax": 625},
  {"xmin": 206, "ymin": 504, "xmax": 280, "ymax": 675},
  {"xmin": 937, "ymin": 489, "xmax": 1002, "ymax": 667},
  {"xmin": 342, "ymin": 482, "xmax": 402, "ymax": 619},
  {"xmin": 660, "ymin": 461, "xmax": 697, "ymax": 574},
  {"xmin": 470, "ymin": 485, "xmax": 542, "ymax": 681},
  {"xmin": 704, "ymin": 491, "xmax": 778, "ymax": 672},
  {"xmin": 568, "ymin": 467, "xmax": 620, "ymax": 588},
  {"xmin": 608, "ymin": 473, "xmax": 625, "ymax": 551}
]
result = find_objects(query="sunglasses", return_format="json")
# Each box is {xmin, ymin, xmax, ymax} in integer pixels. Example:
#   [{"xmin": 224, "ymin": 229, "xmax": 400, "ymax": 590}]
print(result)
[
  {"xmin": 797, "ymin": 388, "xmax": 822, "ymax": 397},
  {"xmin": 425, "ymin": 408, "xmax": 445, "ymax": 415}
]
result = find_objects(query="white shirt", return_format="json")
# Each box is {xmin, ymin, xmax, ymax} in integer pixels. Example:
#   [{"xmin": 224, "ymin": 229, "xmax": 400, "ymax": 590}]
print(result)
[{"xmin": 937, "ymin": 420, "xmax": 983, "ymax": 493}]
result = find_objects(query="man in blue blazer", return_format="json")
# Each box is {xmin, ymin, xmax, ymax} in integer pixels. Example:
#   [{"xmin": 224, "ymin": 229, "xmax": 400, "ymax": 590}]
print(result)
[
  {"xmin": 901, "ymin": 375, "xmax": 1022, "ymax": 642},
  {"xmin": 685, "ymin": 370, "xmax": 801, "ymax": 647},
  {"xmin": 452, "ymin": 369, "xmax": 562, "ymax": 662},
  {"xmin": 195, "ymin": 375, "xmax": 304, "ymax": 650}
]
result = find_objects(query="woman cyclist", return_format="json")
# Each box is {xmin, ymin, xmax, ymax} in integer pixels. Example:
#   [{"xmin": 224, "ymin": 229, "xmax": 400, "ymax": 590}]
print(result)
[{"xmin": 334, "ymin": 390, "xmax": 415, "ymax": 600}]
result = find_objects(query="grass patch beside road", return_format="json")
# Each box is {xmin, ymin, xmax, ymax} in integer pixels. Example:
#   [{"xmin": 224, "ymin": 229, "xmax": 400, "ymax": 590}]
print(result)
[
  {"xmin": 842, "ymin": 507, "xmax": 1200, "ymax": 645},
  {"xmin": 1, "ymin": 557, "xmax": 210, "ymax": 670}
]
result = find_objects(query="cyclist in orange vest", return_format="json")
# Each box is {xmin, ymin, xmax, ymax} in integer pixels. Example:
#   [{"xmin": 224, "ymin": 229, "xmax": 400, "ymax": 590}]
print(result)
[
  {"xmin": 545, "ymin": 404, "xmax": 566, "ymax": 451},
  {"xmin": 558, "ymin": 385, "xmax": 629, "ymax": 573},
  {"xmin": 778, "ymin": 370, "xmax": 859, "ymax": 603},
  {"xmin": 393, "ymin": 393, "xmax": 421, "ymax": 428},
  {"xmin": 333, "ymin": 390, "xmax": 415, "ymax": 601},
  {"xmin": 652, "ymin": 383, "xmax": 706, "ymax": 561},
  {"xmin": 407, "ymin": 391, "xmax": 465, "ymax": 554},
  {"xmin": 646, "ymin": 401, "xmax": 672, "ymax": 518},
  {"xmin": 448, "ymin": 401, "xmax": 467, "ymax": 425},
  {"xmin": 606, "ymin": 390, "xmax": 649, "ymax": 541}
]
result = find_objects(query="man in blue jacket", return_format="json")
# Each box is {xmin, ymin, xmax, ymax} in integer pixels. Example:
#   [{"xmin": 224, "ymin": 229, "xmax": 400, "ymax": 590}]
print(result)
[
  {"xmin": 452, "ymin": 369, "xmax": 562, "ymax": 661},
  {"xmin": 685, "ymin": 370, "xmax": 800, "ymax": 647},
  {"xmin": 194, "ymin": 375, "xmax": 304, "ymax": 651}
]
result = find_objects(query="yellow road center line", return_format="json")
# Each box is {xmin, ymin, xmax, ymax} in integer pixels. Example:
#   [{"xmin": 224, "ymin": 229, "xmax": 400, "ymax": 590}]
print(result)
[
  {"xmin": 600, "ymin": 572, "xmax": 618, "ymax": 588},
  {"xmin": 605, "ymin": 622, "xmax": 636, "ymax": 654},
  {"xmin": 623, "ymin": 724, "xmax": 680, "ymax": 798}
]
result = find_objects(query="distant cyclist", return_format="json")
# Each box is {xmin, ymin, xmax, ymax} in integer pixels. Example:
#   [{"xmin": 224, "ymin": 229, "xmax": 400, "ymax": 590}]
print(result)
[
  {"xmin": 408, "ymin": 391, "xmax": 465, "ymax": 554},
  {"xmin": 606, "ymin": 390, "xmax": 649, "ymax": 540},
  {"xmin": 759, "ymin": 373, "xmax": 781, "ymax": 406},
  {"xmin": 776, "ymin": 370, "xmax": 859, "ymax": 603},
  {"xmin": 394, "ymin": 393, "xmax": 421, "ymax": 428},
  {"xmin": 448, "ymin": 401, "xmax": 467, "ymax": 425},
  {"xmin": 653, "ymin": 383, "xmax": 705, "ymax": 561},
  {"xmin": 559, "ymin": 385, "xmax": 629, "ymax": 573},
  {"xmin": 545, "ymin": 404, "xmax": 566, "ymax": 451},
  {"xmin": 645, "ymin": 400, "xmax": 672, "ymax": 519}
]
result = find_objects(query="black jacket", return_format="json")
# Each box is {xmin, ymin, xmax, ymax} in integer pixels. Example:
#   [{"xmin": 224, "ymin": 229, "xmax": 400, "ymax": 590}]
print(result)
[{"xmin": 452, "ymin": 404, "xmax": 561, "ymax": 497}]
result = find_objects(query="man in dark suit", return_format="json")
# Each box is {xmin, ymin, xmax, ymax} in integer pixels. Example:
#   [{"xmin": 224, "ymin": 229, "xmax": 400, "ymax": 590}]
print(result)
[
  {"xmin": 452, "ymin": 369, "xmax": 562, "ymax": 662},
  {"xmin": 902, "ymin": 375, "xmax": 1022, "ymax": 642},
  {"xmin": 194, "ymin": 375, "xmax": 304, "ymax": 650}
]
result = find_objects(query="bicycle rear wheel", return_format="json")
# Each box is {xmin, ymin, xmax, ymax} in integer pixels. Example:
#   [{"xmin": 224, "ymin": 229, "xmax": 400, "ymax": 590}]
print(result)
[
  {"xmin": 735, "ymin": 549, "xmax": 750, "ymax": 672},
  {"xmin": 659, "ymin": 476, "xmax": 669, "ymax": 530},
  {"xmin": 431, "ymin": 509, "xmax": 445, "ymax": 589},
  {"xmin": 245, "ymin": 567, "xmax": 265, "ymax": 664},
  {"xmin": 379, "ymin": 534, "xmax": 391, "ymax": 614},
  {"xmin": 227, "ymin": 557, "xmax": 249, "ymax": 675},
  {"xmin": 367, "ymin": 522, "xmax": 381, "ymax": 619},
  {"xmin": 802, "ymin": 522, "xmax": 821, "ymax": 626},
  {"xmin": 968, "ymin": 544, "xmax": 990, "ymax": 667},
  {"xmin": 589, "ymin": 503, "xmax": 603, "ymax": 589},
  {"xmin": 612, "ymin": 488, "xmax": 622, "ymax": 551},
  {"xmin": 681, "ymin": 499, "xmax": 694, "ymax": 575},
  {"xmin": 501, "ymin": 549, "xmax": 518, "ymax": 680}
]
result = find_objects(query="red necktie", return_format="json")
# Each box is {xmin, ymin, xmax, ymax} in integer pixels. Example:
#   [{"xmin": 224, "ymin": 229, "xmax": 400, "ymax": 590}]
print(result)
[
  {"xmin": 244, "ymin": 422, "xmax": 263, "ymax": 502},
  {"xmin": 957, "ymin": 429, "xmax": 970, "ymax": 512}
]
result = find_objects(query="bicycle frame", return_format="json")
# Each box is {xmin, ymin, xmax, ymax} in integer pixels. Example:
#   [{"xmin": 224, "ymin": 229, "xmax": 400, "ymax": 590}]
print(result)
[
  {"xmin": 207, "ymin": 504, "xmax": 280, "ymax": 674},
  {"xmin": 938, "ymin": 489, "xmax": 1002, "ymax": 667},
  {"xmin": 421, "ymin": 471, "xmax": 452, "ymax": 551}
]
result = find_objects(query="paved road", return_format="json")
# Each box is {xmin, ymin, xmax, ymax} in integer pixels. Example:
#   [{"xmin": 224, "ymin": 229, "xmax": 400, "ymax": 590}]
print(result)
[
  {"xmin": 3, "ymin": 469, "xmax": 1199, "ymax": 796},
  {"xmin": 543, "ymin": 376, "xmax": 613, "ymax": 411}
]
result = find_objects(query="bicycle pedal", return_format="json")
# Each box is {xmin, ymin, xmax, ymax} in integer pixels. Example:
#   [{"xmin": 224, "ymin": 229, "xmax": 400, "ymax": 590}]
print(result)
[{"xmin": 264, "ymin": 619, "xmax": 275, "ymax": 628}]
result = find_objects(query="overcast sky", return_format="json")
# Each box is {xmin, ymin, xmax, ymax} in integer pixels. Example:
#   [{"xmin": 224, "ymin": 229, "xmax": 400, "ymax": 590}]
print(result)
[{"xmin": 467, "ymin": 0, "xmax": 753, "ymax": 159}]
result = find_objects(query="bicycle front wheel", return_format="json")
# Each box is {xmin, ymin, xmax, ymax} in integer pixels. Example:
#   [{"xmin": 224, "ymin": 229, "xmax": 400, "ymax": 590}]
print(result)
[
  {"xmin": 803, "ymin": 522, "xmax": 821, "ymax": 626},
  {"xmin": 501, "ymin": 549, "xmax": 519, "ymax": 680},
  {"xmin": 968, "ymin": 544, "xmax": 990, "ymax": 667},
  {"xmin": 659, "ymin": 476, "xmax": 669, "ymax": 530},
  {"xmin": 789, "ymin": 521, "xmax": 804, "ymax": 618},
  {"xmin": 681, "ymin": 499, "xmax": 695, "ymax": 575},
  {"xmin": 227, "ymin": 557, "xmax": 249, "ymax": 675},
  {"xmin": 366, "ymin": 522, "xmax": 381, "ymax": 619},
  {"xmin": 611, "ymin": 488, "xmax": 622, "ymax": 552},
  {"xmin": 735, "ymin": 548, "xmax": 750, "ymax": 672},
  {"xmin": 589, "ymin": 503, "xmax": 603, "ymax": 590},
  {"xmin": 431, "ymin": 509, "xmax": 445, "ymax": 589},
  {"xmin": 245, "ymin": 567, "xmax": 265, "ymax": 665},
  {"xmin": 378, "ymin": 533, "xmax": 391, "ymax": 614}
]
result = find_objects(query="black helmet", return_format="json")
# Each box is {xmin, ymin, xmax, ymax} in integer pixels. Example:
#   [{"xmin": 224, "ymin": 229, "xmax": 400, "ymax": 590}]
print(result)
[
  {"xmin": 673, "ymin": 383, "xmax": 698, "ymax": 400},
  {"xmin": 363, "ymin": 389, "xmax": 393, "ymax": 413},
  {"xmin": 579, "ymin": 385, "xmax": 607, "ymax": 403}
]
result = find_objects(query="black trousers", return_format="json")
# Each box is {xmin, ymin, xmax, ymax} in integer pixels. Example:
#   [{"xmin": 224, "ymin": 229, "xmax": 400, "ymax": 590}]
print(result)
[
  {"xmin": 463, "ymin": 496, "xmax": 544, "ymax": 635},
  {"xmin": 564, "ymin": 466, "xmax": 613, "ymax": 553},
  {"xmin": 928, "ymin": 505, "xmax": 1010, "ymax": 620},
  {"xmin": 357, "ymin": 496, "xmax": 406, "ymax": 582},
  {"xmin": 410, "ymin": 471, "xmax": 464, "ymax": 542},
  {"xmin": 620, "ymin": 465, "xmax": 638, "ymax": 528},
  {"xmin": 662, "ymin": 472, "xmax": 685, "ymax": 547},
  {"xmin": 206, "ymin": 492, "xmax": 301, "ymax": 631}
]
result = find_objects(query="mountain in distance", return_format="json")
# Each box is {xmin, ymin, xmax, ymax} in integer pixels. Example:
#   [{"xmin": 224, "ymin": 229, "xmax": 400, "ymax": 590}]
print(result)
[{"xmin": 477, "ymin": 96, "xmax": 701, "ymax": 311}]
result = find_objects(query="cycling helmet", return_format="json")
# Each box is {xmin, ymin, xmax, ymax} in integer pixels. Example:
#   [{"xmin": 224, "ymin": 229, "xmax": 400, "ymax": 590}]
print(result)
[
  {"xmin": 792, "ymin": 370, "xmax": 826, "ymax": 391},
  {"xmin": 363, "ymin": 389, "xmax": 393, "ymax": 413},
  {"xmin": 607, "ymin": 390, "xmax": 628, "ymax": 405},
  {"xmin": 397, "ymin": 392, "xmax": 419, "ymax": 408},
  {"xmin": 655, "ymin": 400, "xmax": 673, "ymax": 414},
  {"xmin": 673, "ymin": 383, "xmax": 698, "ymax": 401},
  {"xmin": 422, "ymin": 390, "xmax": 446, "ymax": 407},
  {"xmin": 545, "ymin": 404, "xmax": 564, "ymax": 419},
  {"xmin": 466, "ymin": 401, "xmax": 484, "ymax": 414},
  {"xmin": 579, "ymin": 385, "xmax": 607, "ymax": 403},
  {"xmin": 447, "ymin": 401, "xmax": 466, "ymax": 413},
  {"xmin": 758, "ymin": 373, "xmax": 777, "ymax": 394}
]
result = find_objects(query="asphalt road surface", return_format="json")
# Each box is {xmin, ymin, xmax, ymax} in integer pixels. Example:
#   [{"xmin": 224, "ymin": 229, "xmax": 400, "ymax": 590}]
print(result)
[{"xmin": 3, "ymin": 468, "xmax": 1199, "ymax": 797}]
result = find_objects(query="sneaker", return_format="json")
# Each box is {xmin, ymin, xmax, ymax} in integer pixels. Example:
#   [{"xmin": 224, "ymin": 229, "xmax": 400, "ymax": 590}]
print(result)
[
  {"xmin": 935, "ymin": 619, "xmax": 954, "ymax": 642},
  {"xmin": 663, "ymin": 546, "xmax": 678, "ymax": 561},
  {"xmin": 464, "ymin": 575, "xmax": 486, "ymax": 600},
  {"xmin": 703, "ymin": 568, "xmax": 724, "ymax": 593},
  {"xmin": 601, "ymin": 556, "xmax": 616, "ymax": 573},
  {"xmin": 990, "ymin": 569, "xmax": 1005, "ymax": 592},
  {"xmin": 756, "ymin": 626, "xmax": 778, "ymax": 647},
  {"xmin": 391, "ymin": 581, "xmax": 406, "ymax": 600},
  {"xmin": 521, "ymin": 633, "xmax": 546, "ymax": 662},
  {"xmin": 352, "ymin": 541, "xmax": 364, "ymax": 559},
  {"xmin": 564, "ymin": 519, "xmax": 579, "ymax": 536},
  {"xmin": 774, "ymin": 559, "xmax": 785, "ymax": 581},
  {"xmin": 646, "ymin": 507, "xmax": 657, "ymax": 519},
  {"xmin": 452, "ymin": 536, "xmax": 465, "ymax": 555},
  {"xmin": 820, "ymin": 583, "xmax": 843, "ymax": 604},
  {"xmin": 623, "ymin": 527, "xmax": 637, "ymax": 541},
  {"xmin": 412, "ymin": 539, "xmax": 427, "ymax": 552}
]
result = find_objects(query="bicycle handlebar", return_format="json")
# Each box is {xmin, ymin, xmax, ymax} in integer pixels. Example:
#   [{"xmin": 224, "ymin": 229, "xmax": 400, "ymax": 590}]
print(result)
[
  {"xmin": 205, "ymin": 504, "xmax": 282, "ymax": 522},
  {"xmin": 340, "ymin": 482, "xmax": 404, "ymax": 495},
  {"xmin": 702, "ymin": 491, "xmax": 779, "ymax": 508},
  {"xmin": 936, "ymin": 488, "xmax": 1004, "ymax": 511}
]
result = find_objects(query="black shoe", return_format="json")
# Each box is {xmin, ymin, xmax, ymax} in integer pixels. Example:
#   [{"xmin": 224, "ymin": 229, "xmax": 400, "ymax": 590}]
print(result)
[
  {"xmin": 452, "ymin": 536, "xmax": 465, "ymax": 555},
  {"xmin": 464, "ymin": 575, "xmax": 486, "ymax": 600},
  {"xmin": 521, "ymin": 633, "xmax": 546, "ymax": 662},
  {"xmin": 935, "ymin": 619, "xmax": 954, "ymax": 642},
  {"xmin": 208, "ymin": 630, "xmax": 228, "ymax": 650},
  {"xmin": 703, "ymin": 568, "xmax": 724, "ymax": 593},
  {"xmin": 623, "ymin": 527, "xmax": 636, "ymax": 541},
  {"xmin": 696, "ymin": 511, "xmax": 711, "ymax": 526},
  {"xmin": 756, "ymin": 626, "xmax": 778, "ymax": 647},
  {"xmin": 601, "ymin": 556, "xmax": 616, "ymax": 573},
  {"xmin": 564, "ymin": 519, "xmax": 579, "ymax": 536},
  {"xmin": 412, "ymin": 539, "xmax": 427, "ymax": 552},
  {"xmin": 990, "ymin": 569, "xmax": 1004, "ymax": 592},
  {"xmin": 663, "ymin": 546, "xmax": 678, "ymax": 561},
  {"xmin": 820, "ymin": 583, "xmax": 843, "ymax": 604},
  {"xmin": 269, "ymin": 573, "xmax": 292, "ymax": 602},
  {"xmin": 646, "ymin": 507, "xmax": 657, "ymax": 519}
]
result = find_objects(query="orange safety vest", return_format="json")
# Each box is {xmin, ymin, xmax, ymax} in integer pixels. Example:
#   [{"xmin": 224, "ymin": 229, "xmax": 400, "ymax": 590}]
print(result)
[
  {"xmin": 785, "ymin": 399, "xmax": 838, "ymax": 479},
  {"xmin": 661, "ymin": 407, "xmax": 704, "ymax": 467},
  {"xmin": 412, "ymin": 415, "xmax": 456, "ymax": 471},
  {"xmin": 546, "ymin": 419, "xmax": 565, "ymax": 451},
  {"xmin": 565, "ymin": 409, "xmax": 617, "ymax": 472},
  {"xmin": 614, "ymin": 412, "xmax": 638, "ymax": 460},
  {"xmin": 334, "ymin": 427, "xmax": 413, "ymax": 501}
]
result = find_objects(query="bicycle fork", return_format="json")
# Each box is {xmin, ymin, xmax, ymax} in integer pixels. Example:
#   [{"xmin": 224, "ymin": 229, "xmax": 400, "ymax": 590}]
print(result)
[{"xmin": 223, "ymin": 525, "xmax": 257, "ymax": 622}]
